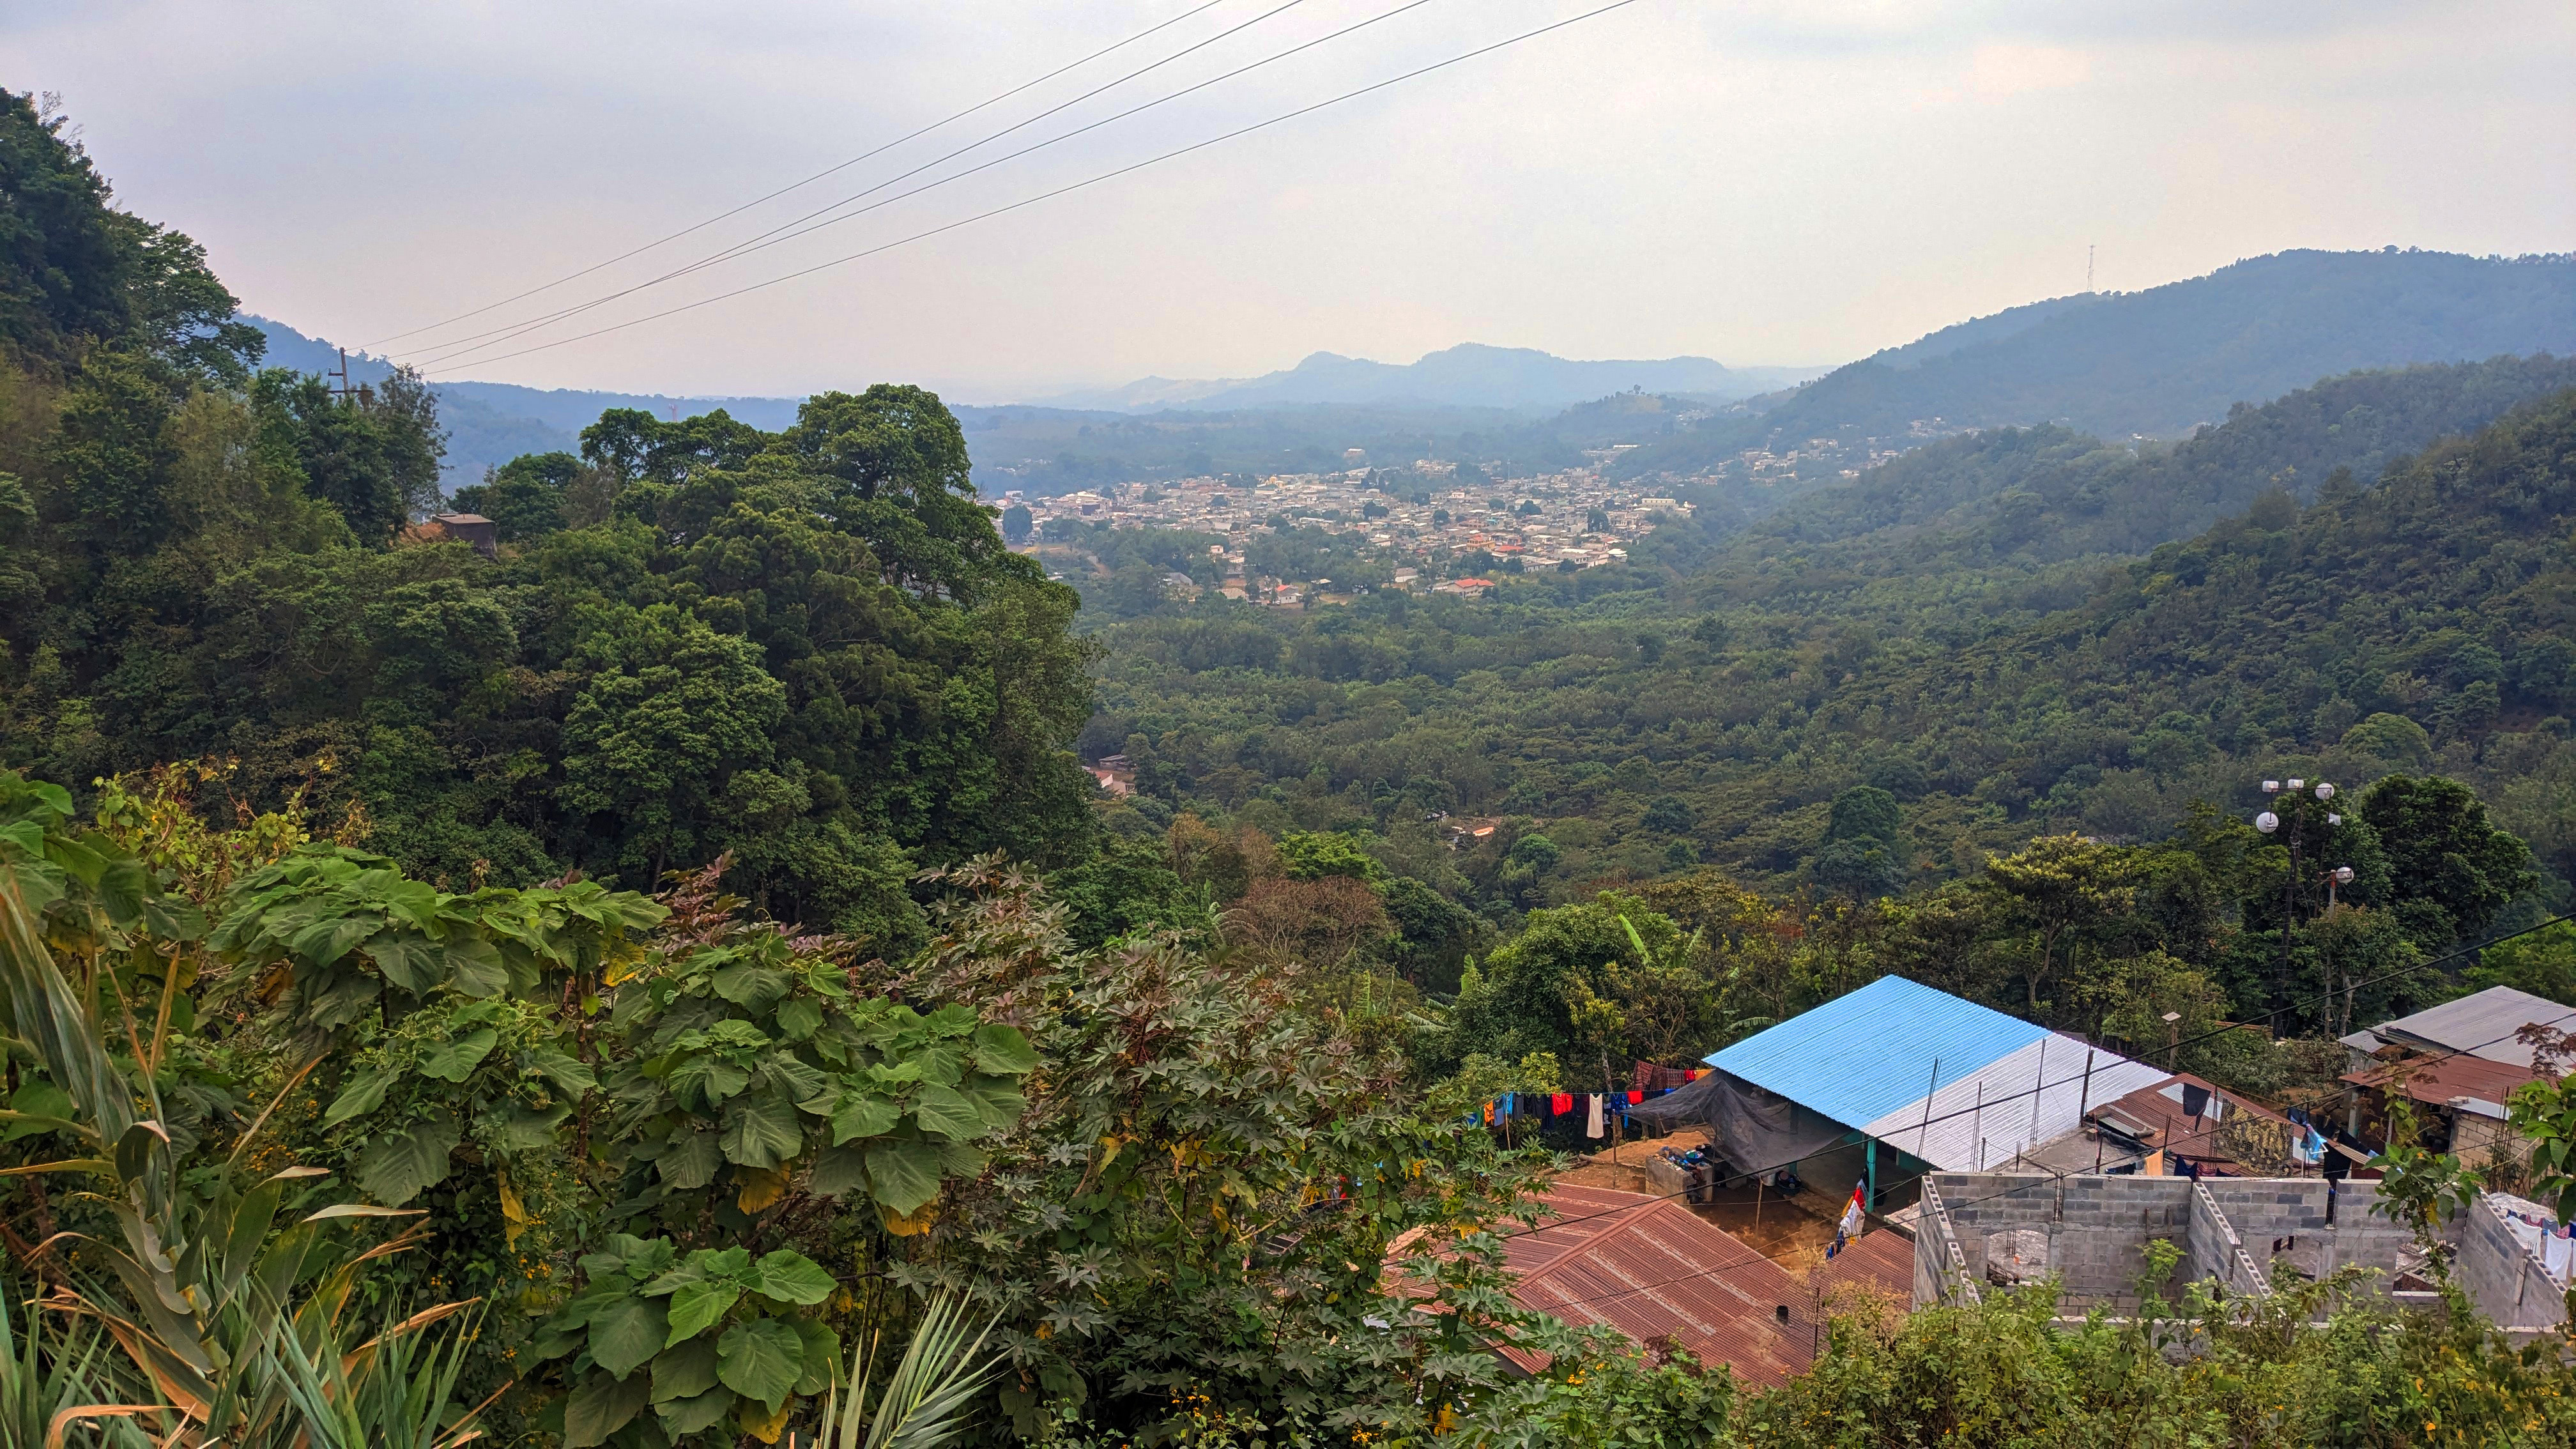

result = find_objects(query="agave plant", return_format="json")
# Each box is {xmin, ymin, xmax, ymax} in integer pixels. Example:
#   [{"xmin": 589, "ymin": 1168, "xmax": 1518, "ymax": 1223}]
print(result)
[
  {"xmin": 812, "ymin": 1291, "xmax": 1004, "ymax": 1449},
  {"xmin": 0, "ymin": 785, "xmax": 494, "ymax": 1449}
]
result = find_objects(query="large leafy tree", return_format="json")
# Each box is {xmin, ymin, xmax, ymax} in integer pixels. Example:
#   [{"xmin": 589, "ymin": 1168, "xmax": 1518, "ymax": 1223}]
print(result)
[
  {"xmin": 0, "ymin": 89, "xmax": 261, "ymax": 381},
  {"xmin": 2356, "ymin": 772, "xmax": 2538, "ymax": 947}
]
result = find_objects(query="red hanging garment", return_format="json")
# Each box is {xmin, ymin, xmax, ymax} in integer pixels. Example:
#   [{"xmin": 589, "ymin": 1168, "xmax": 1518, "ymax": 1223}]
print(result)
[{"xmin": 1550, "ymin": 1092, "xmax": 1573, "ymax": 1116}]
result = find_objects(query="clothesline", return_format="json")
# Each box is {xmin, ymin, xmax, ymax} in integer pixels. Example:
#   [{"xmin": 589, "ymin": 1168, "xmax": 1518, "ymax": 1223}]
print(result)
[
  {"xmin": 2501, "ymin": 1206, "xmax": 2576, "ymax": 1285},
  {"xmin": 1475, "ymin": 1071, "xmax": 1710, "ymax": 1139}
]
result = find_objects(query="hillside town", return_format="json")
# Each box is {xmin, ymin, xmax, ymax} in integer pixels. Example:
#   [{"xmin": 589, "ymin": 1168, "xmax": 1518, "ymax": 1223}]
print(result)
[{"xmin": 1003, "ymin": 456, "xmax": 1689, "ymax": 600}]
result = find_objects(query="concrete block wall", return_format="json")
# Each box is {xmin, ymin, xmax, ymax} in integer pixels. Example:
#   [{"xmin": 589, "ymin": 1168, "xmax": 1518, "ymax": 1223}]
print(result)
[
  {"xmin": 2457, "ymin": 1197, "xmax": 2572, "ymax": 1333},
  {"xmin": 2188, "ymin": 1183, "xmax": 2269, "ymax": 1300},
  {"xmin": 1912, "ymin": 1180, "xmax": 1982, "ymax": 1308},
  {"xmin": 1919, "ymin": 1173, "xmax": 2198, "ymax": 1310},
  {"xmin": 1915, "ymin": 1173, "xmax": 2431, "ymax": 1315},
  {"xmin": 2200, "ymin": 1179, "xmax": 2413, "ymax": 1292},
  {"xmin": 1914, "ymin": 1171, "xmax": 2572, "ymax": 1335}
]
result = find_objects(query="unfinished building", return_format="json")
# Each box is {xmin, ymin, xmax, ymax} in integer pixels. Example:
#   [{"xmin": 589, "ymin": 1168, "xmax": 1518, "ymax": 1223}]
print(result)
[{"xmin": 1912, "ymin": 1172, "xmax": 2570, "ymax": 1337}]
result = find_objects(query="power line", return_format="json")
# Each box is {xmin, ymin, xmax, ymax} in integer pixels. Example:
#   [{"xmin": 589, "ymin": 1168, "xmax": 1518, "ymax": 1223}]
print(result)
[
  {"xmin": 418, "ymin": 0, "xmax": 1650, "ymax": 377},
  {"xmin": 396, "ymin": 0, "xmax": 1333, "ymax": 367},
  {"xmin": 404, "ymin": 0, "xmax": 1446, "ymax": 372},
  {"xmin": 364, "ymin": 0, "xmax": 1241, "ymax": 349}
]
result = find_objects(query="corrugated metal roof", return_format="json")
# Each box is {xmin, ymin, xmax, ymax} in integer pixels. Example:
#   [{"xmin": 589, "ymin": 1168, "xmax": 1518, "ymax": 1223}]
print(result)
[
  {"xmin": 2344, "ymin": 1050, "xmax": 2543, "ymax": 1106},
  {"xmin": 1501, "ymin": 1184, "xmax": 1816, "ymax": 1390},
  {"xmin": 1705, "ymin": 975, "xmax": 2050, "ymax": 1131},
  {"xmin": 1855, "ymin": 1032, "xmax": 2165, "ymax": 1172},
  {"xmin": 2356, "ymin": 986, "xmax": 2576, "ymax": 1065},
  {"xmin": 1808, "ymin": 1226, "xmax": 1914, "ymax": 1310}
]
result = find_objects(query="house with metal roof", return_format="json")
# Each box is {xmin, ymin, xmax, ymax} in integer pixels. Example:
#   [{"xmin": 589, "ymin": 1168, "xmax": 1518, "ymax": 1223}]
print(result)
[
  {"xmin": 1667, "ymin": 976, "xmax": 2166, "ymax": 1207},
  {"xmin": 2338, "ymin": 985, "xmax": 2576, "ymax": 1067}
]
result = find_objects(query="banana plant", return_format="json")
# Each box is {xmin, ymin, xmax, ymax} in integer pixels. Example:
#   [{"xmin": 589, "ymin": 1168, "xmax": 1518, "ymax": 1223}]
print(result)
[{"xmin": 813, "ymin": 1291, "xmax": 1004, "ymax": 1449}]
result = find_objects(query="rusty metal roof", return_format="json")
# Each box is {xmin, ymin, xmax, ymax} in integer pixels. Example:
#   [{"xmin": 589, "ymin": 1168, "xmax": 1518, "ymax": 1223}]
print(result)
[
  {"xmin": 2343, "ymin": 1051, "xmax": 2543, "ymax": 1112},
  {"xmin": 1499, "ymin": 1184, "xmax": 1816, "ymax": 1390},
  {"xmin": 1807, "ymin": 1225, "xmax": 1914, "ymax": 1312}
]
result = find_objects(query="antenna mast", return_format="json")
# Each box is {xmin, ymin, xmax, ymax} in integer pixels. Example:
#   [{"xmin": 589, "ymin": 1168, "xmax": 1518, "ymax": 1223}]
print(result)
[{"xmin": 2087, "ymin": 245, "xmax": 2096, "ymax": 294}]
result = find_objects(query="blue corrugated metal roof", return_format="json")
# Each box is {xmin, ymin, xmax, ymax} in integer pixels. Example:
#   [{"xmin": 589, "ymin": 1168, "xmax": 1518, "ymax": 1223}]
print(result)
[{"xmin": 1703, "ymin": 975, "xmax": 2048, "ymax": 1130}]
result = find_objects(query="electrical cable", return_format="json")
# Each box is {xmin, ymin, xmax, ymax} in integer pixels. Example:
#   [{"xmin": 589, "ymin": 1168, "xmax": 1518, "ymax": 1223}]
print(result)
[
  {"xmin": 395, "ymin": 0, "xmax": 1338, "ymax": 366},
  {"xmin": 365, "ymin": 0, "xmax": 1241, "ymax": 349},
  {"xmin": 415, "ymin": 0, "xmax": 1649, "ymax": 377},
  {"xmin": 402, "ymin": 0, "xmax": 1450, "ymax": 371}
]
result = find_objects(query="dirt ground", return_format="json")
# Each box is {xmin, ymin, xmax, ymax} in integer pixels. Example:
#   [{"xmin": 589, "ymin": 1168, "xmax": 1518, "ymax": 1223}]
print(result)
[{"xmin": 1551, "ymin": 1126, "xmax": 1846, "ymax": 1271}]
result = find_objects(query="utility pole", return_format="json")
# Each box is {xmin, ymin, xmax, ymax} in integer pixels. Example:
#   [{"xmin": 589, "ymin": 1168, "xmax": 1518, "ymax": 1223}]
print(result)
[
  {"xmin": 325, "ymin": 346, "xmax": 355, "ymax": 400},
  {"xmin": 2087, "ymin": 245, "xmax": 2096, "ymax": 294}
]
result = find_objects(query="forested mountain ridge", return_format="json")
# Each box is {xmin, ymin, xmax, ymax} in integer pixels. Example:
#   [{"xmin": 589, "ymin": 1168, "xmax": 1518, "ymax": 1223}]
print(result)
[
  {"xmin": 1803, "ymin": 383, "xmax": 2576, "ymax": 872},
  {"xmin": 1616, "ymin": 248, "xmax": 2576, "ymax": 479},
  {"xmin": 1043, "ymin": 341, "xmax": 1822, "ymax": 411},
  {"xmin": 1712, "ymin": 353, "xmax": 2576, "ymax": 574}
]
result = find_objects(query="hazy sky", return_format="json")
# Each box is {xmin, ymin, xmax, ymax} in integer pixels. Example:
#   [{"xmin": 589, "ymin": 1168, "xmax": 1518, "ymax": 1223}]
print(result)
[{"xmin": 13, "ymin": 1, "xmax": 2571, "ymax": 401}]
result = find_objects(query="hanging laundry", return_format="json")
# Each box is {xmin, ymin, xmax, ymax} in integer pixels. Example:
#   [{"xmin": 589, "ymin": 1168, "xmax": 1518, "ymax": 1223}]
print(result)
[
  {"xmin": 1586, "ymin": 1094, "xmax": 1606, "ymax": 1139},
  {"xmin": 1826, "ymin": 1178, "xmax": 1866, "ymax": 1259},
  {"xmin": 1551, "ymin": 1092, "xmax": 1573, "ymax": 1116},
  {"xmin": 1482, "ymin": 1101, "xmax": 1494, "ymax": 1126},
  {"xmin": 2508, "ymin": 1212, "xmax": 2547, "ymax": 1259},
  {"xmin": 2547, "ymin": 1224, "xmax": 2576, "ymax": 1285},
  {"xmin": 1627, "ymin": 1090, "xmax": 1644, "ymax": 1105},
  {"xmin": 2180, "ymin": 1084, "xmax": 2211, "ymax": 1119}
]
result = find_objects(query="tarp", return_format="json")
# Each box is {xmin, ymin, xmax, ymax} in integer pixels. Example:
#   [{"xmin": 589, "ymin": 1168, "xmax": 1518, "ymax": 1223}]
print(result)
[{"xmin": 1631, "ymin": 1069, "xmax": 1849, "ymax": 1176}]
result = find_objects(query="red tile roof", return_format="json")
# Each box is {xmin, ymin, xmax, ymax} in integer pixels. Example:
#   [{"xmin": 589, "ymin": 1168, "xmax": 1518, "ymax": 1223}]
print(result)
[{"xmin": 1498, "ymin": 1184, "xmax": 1817, "ymax": 1390}]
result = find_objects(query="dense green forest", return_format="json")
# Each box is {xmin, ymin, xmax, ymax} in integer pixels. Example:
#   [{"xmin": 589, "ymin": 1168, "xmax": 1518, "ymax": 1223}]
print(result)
[
  {"xmin": 1, "ymin": 100, "xmax": 1097, "ymax": 958},
  {"xmin": 7, "ymin": 88, "xmax": 2576, "ymax": 1449}
]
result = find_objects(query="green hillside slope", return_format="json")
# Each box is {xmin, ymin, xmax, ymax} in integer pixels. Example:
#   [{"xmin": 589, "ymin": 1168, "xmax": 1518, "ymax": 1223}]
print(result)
[
  {"xmin": 1619, "ymin": 248, "xmax": 2576, "ymax": 479},
  {"xmin": 1731, "ymin": 353, "xmax": 2576, "ymax": 569}
]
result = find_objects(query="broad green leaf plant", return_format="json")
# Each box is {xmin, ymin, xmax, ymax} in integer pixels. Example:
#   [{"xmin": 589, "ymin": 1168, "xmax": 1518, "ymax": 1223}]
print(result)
[
  {"xmin": 523, "ymin": 867, "xmax": 1037, "ymax": 1446},
  {"xmin": 208, "ymin": 842, "xmax": 666, "ymax": 1044}
]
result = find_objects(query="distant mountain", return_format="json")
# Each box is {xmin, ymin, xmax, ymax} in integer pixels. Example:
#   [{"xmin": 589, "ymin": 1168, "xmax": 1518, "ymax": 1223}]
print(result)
[
  {"xmin": 246, "ymin": 319, "xmax": 804, "ymax": 490},
  {"xmin": 1043, "ymin": 343, "xmax": 1825, "ymax": 412},
  {"xmin": 1615, "ymin": 248, "xmax": 2576, "ymax": 477},
  {"xmin": 246, "ymin": 320, "xmax": 1824, "ymax": 494}
]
